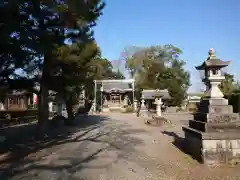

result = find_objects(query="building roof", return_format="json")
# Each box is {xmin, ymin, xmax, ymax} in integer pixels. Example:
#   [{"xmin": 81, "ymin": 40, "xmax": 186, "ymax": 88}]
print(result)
[
  {"xmin": 196, "ymin": 49, "xmax": 231, "ymax": 70},
  {"xmin": 95, "ymin": 79, "xmax": 135, "ymax": 83},
  {"xmin": 187, "ymin": 92, "xmax": 204, "ymax": 96},
  {"xmin": 142, "ymin": 89, "xmax": 170, "ymax": 99},
  {"xmin": 102, "ymin": 82, "xmax": 133, "ymax": 93},
  {"xmin": 6, "ymin": 90, "xmax": 29, "ymax": 96}
]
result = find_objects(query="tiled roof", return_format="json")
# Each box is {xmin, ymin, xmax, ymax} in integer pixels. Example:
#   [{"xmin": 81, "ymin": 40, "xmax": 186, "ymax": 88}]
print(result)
[
  {"xmin": 196, "ymin": 52, "xmax": 231, "ymax": 70},
  {"xmin": 6, "ymin": 90, "xmax": 27, "ymax": 95},
  {"xmin": 102, "ymin": 82, "xmax": 132, "ymax": 92},
  {"xmin": 142, "ymin": 89, "xmax": 170, "ymax": 99}
]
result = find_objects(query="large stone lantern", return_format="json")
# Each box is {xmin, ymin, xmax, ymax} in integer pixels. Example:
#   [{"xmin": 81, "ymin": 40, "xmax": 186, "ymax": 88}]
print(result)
[
  {"xmin": 196, "ymin": 48, "xmax": 231, "ymax": 98},
  {"xmin": 183, "ymin": 48, "xmax": 240, "ymax": 166}
]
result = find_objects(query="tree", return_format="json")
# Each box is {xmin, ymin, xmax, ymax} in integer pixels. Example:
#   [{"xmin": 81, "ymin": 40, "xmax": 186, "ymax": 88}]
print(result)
[
  {"xmin": 51, "ymin": 41, "xmax": 100, "ymax": 120},
  {"xmin": 84, "ymin": 54, "xmax": 125, "ymax": 100},
  {"xmin": 110, "ymin": 70, "xmax": 125, "ymax": 79},
  {"xmin": 0, "ymin": 1, "xmax": 34, "ymax": 84},
  {"xmin": 16, "ymin": 0, "xmax": 105, "ymax": 126},
  {"xmin": 219, "ymin": 73, "xmax": 234, "ymax": 96},
  {"xmin": 124, "ymin": 45, "xmax": 190, "ymax": 106},
  {"xmin": 232, "ymin": 81, "xmax": 240, "ymax": 93},
  {"xmin": 0, "ymin": 1, "xmax": 106, "ymax": 126},
  {"xmin": 51, "ymin": 41, "xmax": 125, "ymax": 120}
]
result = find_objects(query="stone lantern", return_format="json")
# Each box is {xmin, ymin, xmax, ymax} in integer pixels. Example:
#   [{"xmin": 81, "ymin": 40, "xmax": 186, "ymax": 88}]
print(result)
[
  {"xmin": 152, "ymin": 89, "xmax": 164, "ymax": 117},
  {"xmin": 195, "ymin": 48, "xmax": 231, "ymax": 98},
  {"xmin": 183, "ymin": 48, "xmax": 240, "ymax": 166},
  {"xmin": 138, "ymin": 94, "xmax": 147, "ymax": 117}
]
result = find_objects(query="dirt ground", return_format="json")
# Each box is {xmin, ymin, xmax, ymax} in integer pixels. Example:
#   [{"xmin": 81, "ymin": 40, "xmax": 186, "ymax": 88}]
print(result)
[{"xmin": 1, "ymin": 113, "xmax": 240, "ymax": 180}]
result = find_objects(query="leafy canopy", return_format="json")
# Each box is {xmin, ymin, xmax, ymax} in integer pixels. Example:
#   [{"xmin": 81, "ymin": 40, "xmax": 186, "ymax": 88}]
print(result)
[{"xmin": 124, "ymin": 45, "xmax": 190, "ymax": 106}]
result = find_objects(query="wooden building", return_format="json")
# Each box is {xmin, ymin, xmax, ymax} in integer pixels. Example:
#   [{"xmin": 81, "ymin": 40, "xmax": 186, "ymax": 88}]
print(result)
[{"xmin": 2, "ymin": 90, "xmax": 34, "ymax": 110}]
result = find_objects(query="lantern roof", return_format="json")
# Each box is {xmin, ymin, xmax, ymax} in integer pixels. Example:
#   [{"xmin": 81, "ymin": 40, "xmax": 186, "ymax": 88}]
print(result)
[{"xmin": 195, "ymin": 48, "xmax": 231, "ymax": 70}]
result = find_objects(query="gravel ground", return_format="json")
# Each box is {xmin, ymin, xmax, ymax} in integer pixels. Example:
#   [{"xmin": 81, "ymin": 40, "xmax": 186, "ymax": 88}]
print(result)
[{"xmin": 1, "ymin": 113, "xmax": 240, "ymax": 180}]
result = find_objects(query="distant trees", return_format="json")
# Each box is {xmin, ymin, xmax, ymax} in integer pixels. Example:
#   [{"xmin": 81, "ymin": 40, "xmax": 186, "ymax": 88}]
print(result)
[
  {"xmin": 124, "ymin": 45, "xmax": 190, "ymax": 106},
  {"xmin": 219, "ymin": 73, "xmax": 240, "ymax": 96},
  {"xmin": 219, "ymin": 73, "xmax": 234, "ymax": 96}
]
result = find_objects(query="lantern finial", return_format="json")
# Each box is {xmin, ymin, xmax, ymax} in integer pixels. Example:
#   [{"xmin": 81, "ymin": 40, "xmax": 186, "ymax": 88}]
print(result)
[{"xmin": 208, "ymin": 48, "xmax": 216, "ymax": 58}]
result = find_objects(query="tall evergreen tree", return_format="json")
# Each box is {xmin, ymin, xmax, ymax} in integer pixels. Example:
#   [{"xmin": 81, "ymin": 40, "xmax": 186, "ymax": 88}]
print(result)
[{"xmin": 17, "ymin": 0, "xmax": 105, "ymax": 126}]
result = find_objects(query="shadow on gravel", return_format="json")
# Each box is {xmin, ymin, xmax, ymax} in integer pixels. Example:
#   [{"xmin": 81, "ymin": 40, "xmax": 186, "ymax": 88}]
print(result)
[
  {"xmin": 0, "ymin": 115, "xmax": 109, "ymax": 177},
  {"xmin": 0, "ymin": 114, "xmax": 147, "ymax": 179},
  {"xmin": 161, "ymin": 130, "xmax": 200, "ymax": 163}
]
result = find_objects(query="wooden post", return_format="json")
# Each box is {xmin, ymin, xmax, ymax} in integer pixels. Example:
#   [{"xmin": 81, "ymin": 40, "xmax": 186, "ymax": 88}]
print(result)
[
  {"xmin": 132, "ymin": 80, "xmax": 135, "ymax": 105},
  {"xmin": 94, "ymin": 80, "xmax": 97, "ymax": 112}
]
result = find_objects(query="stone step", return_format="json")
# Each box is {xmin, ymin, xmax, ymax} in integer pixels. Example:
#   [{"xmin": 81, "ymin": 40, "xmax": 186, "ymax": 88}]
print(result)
[
  {"xmin": 189, "ymin": 120, "xmax": 240, "ymax": 132},
  {"xmin": 194, "ymin": 112, "xmax": 239, "ymax": 123},
  {"xmin": 199, "ymin": 98, "xmax": 228, "ymax": 106},
  {"xmin": 198, "ymin": 105, "xmax": 233, "ymax": 113}
]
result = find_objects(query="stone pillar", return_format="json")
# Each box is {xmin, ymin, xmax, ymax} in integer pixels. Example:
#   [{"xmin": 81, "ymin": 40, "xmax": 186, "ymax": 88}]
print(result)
[
  {"xmin": 119, "ymin": 95, "xmax": 122, "ymax": 105},
  {"xmin": 90, "ymin": 102, "xmax": 96, "ymax": 113},
  {"xmin": 141, "ymin": 98, "xmax": 145, "ymax": 107},
  {"xmin": 133, "ymin": 99, "xmax": 138, "ymax": 112},
  {"xmin": 154, "ymin": 97, "xmax": 162, "ymax": 117},
  {"xmin": 123, "ymin": 95, "xmax": 128, "ymax": 106},
  {"xmin": 0, "ymin": 102, "xmax": 4, "ymax": 110},
  {"xmin": 49, "ymin": 102, "xmax": 53, "ymax": 112}
]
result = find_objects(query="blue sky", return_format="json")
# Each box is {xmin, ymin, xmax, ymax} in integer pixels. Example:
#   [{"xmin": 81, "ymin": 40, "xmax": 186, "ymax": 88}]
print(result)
[{"xmin": 94, "ymin": 0, "xmax": 240, "ymax": 92}]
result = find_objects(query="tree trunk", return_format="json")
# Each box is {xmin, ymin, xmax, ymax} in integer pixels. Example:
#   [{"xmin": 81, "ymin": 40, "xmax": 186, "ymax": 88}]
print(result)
[
  {"xmin": 38, "ymin": 59, "xmax": 50, "ymax": 130},
  {"xmin": 66, "ymin": 99, "xmax": 74, "ymax": 121}
]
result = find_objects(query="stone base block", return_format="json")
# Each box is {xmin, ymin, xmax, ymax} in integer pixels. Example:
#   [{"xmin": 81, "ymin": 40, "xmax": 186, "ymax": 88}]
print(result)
[
  {"xmin": 102, "ymin": 108, "xmax": 110, "ymax": 112},
  {"xmin": 198, "ymin": 104, "xmax": 233, "ymax": 113},
  {"xmin": 189, "ymin": 120, "xmax": 240, "ymax": 132},
  {"xmin": 183, "ymin": 127, "xmax": 240, "ymax": 166},
  {"xmin": 194, "ymin": 112, "xmax": 239, "ymax": 123}
]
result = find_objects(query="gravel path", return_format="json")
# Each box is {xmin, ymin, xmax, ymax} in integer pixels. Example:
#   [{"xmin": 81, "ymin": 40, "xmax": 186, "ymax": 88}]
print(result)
[{"xmin": 1, "ymin": 113, "xmax": 240, "ymax": 180}]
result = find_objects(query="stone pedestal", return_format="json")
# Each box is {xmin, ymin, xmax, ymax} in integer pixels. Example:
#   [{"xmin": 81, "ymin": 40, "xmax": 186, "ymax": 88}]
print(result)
[
  {"xmin": 183, "ymin": 98, "xmax": 240, "ymax": 165},
  {"xmin": 206, "ymin": 77, "xmax": 224, "ymax": 98}
]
